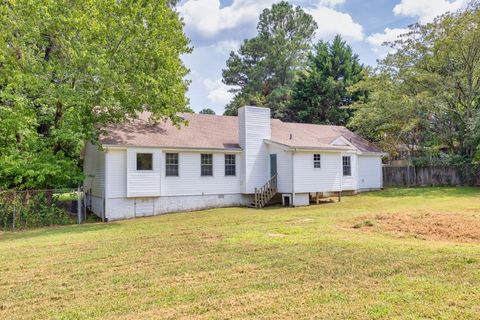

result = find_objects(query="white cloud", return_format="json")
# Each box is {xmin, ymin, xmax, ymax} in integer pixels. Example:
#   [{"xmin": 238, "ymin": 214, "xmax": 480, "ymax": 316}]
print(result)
[
  {"xmin": 319, "ymin": 0, "xmax": 345, "ymax": 8},
  {"xmin": 307, "ymin": 5, "xmax": 364, "ymax": 41},
  {"xmin": 179, "ymin": 0, "xmax": 362, "ymax": 41},
  {"xmin": 179, "ymin": 0, "xmax": 367, "ymax": 111},
  {"xmin": 213, "ymin": 40, "xmax": 241, "ymax": 54},
  {"xmin": 203, "ymin": 78, "xmax": 235, "ymax": 106},
  {"xmin": 367, "ymin": 27, "xmax": 409, "ymax": 56},
  {"xmin": 178, "ymin": 0, "xmax": 275, "ymax": 37},
  {"xmin": 393, "ymin": 0, "xmax": 468, "ymax": 23}
]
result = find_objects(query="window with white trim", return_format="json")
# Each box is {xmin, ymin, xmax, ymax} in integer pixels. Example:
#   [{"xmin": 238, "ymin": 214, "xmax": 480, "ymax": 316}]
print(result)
[
  {"xmin": 165, "ymin": 153, "xmax": 179, "ymax": 176},
  {"xmin": 313, "ymin": 154, "xmax": 321, "ymax": 168},
  {"xmin": 201, "ymin": 154, "xmax": 213, "ymax": 176},
  {"xmin": 343, "ymin": 156, "xmax": 351, "ymax": 176},
  {"xmin": 136, "ymin": 153, "xmax": 153, "ymax": 171},
  {"xmin": 225, "ymin": 154, "xmax": 236, "ymax": 176}
]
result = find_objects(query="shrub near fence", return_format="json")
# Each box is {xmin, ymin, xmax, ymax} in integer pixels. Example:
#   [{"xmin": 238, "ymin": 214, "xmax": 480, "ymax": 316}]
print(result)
[
  {"xmin": 383, "ymin": 165, "xmax": 480, "ymax": 187},
  {"xmin": 0, "ymin": 189, "xmax": 84, "ymax": 231}
]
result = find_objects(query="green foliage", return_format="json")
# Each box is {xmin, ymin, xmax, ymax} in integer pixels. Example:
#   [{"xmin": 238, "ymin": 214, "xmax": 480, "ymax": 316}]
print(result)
[
  {"xmin": 288, "ymin": 35, "xmax": 365, "ymax": 125},
  {"xmin": 349, "ymin": 4, "xmax": 480, "ymax": 164},
  {"xmin": 222, "ymin": 1, "xmax": 317, "ymax": 117},
  {"xmin": 0, "ymin": 0, "xmax": 190, "ymax": 189},
  {"xmin": 0, "ymin": 192, "xmax": 72, "ymax": 230},
  {"xmin": 199, "ymin": 108, "xmax": 216, "ymax": 115},
  {"xmin": 0, "ymin": 151, "xmax": 82, "ymax": 190},
  {"xmin": 348, "ymin": 72, "xmax": 433, "ymax": 157},
  {"xmin": 20, "ymin": 193, "xmax": 71, "ymax": 228}
]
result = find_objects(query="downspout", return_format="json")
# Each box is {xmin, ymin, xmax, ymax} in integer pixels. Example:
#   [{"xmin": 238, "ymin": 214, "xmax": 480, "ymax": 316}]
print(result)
[
  {"xmin": 356, "ymin": 153, "xmax": 359, "ymax": 192},
  {"xmin": 291, "ymin": 148, "xmax": 296, "ymax": 206},
  {"xmin": 103, "ymin": 146, "xmax": 108, "ymax": 222},
  {"xmin": 339, "ymin": 152, "xmax": 343, "ymax": 194}
]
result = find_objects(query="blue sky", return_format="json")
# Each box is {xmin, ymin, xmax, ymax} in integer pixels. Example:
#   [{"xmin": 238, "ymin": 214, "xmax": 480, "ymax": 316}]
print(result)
[{"xmin": 177, "ymin": 0, "xmax": 467, "ymax": 114}]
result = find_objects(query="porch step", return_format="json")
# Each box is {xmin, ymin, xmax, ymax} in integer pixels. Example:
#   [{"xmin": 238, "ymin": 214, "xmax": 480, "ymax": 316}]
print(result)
[
  {"xmin": 253, "ymin": 174, "xmax": 278, "ymax": 209},
  {"xmin": 248, "ymin": 193, "xmax": 281, "ymax": 208}
]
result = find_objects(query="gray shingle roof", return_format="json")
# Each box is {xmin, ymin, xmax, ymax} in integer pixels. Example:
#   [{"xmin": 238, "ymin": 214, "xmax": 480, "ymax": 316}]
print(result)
[{"xmin": 100, "ymin": 112, "xmax": 382, "ymax": 153}]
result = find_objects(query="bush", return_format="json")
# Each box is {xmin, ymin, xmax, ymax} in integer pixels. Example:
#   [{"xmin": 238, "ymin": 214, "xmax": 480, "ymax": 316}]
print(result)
[{"xmin": 0, "ymin": 192, "xmax": 72, "ymax": 230}]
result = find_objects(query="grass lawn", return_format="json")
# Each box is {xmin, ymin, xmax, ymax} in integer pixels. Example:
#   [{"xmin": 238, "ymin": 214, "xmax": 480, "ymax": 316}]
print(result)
[{"xmin": 1, "ymin": 187, "xmax": 480, "ymax": 319}]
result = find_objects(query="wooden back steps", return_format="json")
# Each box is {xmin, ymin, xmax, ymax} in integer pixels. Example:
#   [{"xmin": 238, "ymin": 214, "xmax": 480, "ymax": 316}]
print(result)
[{"xmin": 249, "ymin": 174, "xmax": 278, "ymax": 208}]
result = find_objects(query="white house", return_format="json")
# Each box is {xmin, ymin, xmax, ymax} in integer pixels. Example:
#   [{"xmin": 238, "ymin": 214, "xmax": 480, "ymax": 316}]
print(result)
[{"xmin": 84, "ymin": 106, "xmax": 384, "ymax": 221}]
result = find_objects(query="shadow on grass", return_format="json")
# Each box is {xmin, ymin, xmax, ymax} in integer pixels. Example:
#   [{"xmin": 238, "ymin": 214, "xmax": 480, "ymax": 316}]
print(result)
[
  {"xmin": 0, "ymin": 222, "xmax": 120, "ymax": 242},
  {"xmin": 369, "ymin": 187, "xmax": 480, "ymax": 198}
]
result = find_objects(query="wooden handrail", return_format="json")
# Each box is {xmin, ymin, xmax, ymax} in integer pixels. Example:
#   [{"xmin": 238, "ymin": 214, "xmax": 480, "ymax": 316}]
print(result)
[{"xmin": 254, "ymin": 174, "xmax": 278, "ymax": 208}]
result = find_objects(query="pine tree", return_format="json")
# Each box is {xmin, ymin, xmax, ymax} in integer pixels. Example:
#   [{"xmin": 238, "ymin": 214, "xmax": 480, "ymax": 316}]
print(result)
[{"xmin": 287, "ymin": 35, "xmax": 364, "ymax": 125}]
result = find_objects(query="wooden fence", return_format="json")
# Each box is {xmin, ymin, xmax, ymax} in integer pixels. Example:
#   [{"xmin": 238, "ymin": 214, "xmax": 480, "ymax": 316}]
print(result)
[{"xmin": 383, "ymin": 165, "xmax": 480, "ymax": 187}]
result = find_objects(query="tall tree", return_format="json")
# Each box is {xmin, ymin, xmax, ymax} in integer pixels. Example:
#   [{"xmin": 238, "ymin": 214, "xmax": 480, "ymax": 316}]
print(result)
[
  {"xmin": 222, "ymin": 1, "xmax": 317, "ymax": 117},
  {"xmin": 287, "ymin": 35, "xmax": 364, "ymax": 125},
  {"xmin": 348, "ymin": 72, "xmax": 433, "ymax": 158},
  {"xmin": 199, "ymin": 108, "xmax": 216, "ymax": 115},
  {"xmin": 0, "ymin": 0, "xmax": 190, "ymax": 189},
  {"xmin": 349, "ymin": 3, "xmax": 480, "ymax": 163}
]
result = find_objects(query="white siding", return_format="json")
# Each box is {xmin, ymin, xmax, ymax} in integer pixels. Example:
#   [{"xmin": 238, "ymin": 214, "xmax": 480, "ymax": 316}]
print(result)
[
  {"xmin": 161, "ymin": 152, "xmax": 242, "ymax": 196},
  {"xmin": 83, "ymin": 143, "xmax": 105, "ymax": 197},
  {"xmin": 294, "ymin": 152, "xmax": 342, "ymax": 193},
  {"xmin": 341, "ymin": 153, "xmax": 357, "ymax": 191},
  {"xmin": 358, "ymin": 155, "xmax": 382, "ymax": 189},
  {"xmin": 239, "ymin": 106, "xmax": 271, "ymax": 193},
  {"xmin": 267, "ymin": 143, "xmax": 292, "ymax": 193},
  {"xmin": 83, "ymin": 143, "xmax": 106, "ymax": 217},
  {"xmin": 126, "ymin": 148, "xmax": 161, "ymax": 197},
  {"xmin": 106, "ymin": 149, "xmax": 127, "ymax": 198}
]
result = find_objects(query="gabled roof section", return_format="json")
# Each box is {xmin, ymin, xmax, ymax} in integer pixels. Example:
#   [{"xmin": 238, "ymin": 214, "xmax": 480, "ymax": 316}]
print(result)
[
  {"xmin": 100, "ymin": 112, "xmax": 382, "ymax": 153},
  {"xmin": 270, "ymin": 120, "xmax": 382, "ymax": 153},
  {"xmin": 100, "ymin": 112, "xmax": 241, "ymax": 150},
  {"xmin": 330, "ymin": 136, "xmax": 353, "ymax": 147}
]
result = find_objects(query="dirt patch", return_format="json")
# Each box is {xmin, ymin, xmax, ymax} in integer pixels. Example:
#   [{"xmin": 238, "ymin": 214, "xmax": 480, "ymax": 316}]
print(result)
[{"xmin": 352, "ymin": 212, "xmax": 480, "ymax": 243}]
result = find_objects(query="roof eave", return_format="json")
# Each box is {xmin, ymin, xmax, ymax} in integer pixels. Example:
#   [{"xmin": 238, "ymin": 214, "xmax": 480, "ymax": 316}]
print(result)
[
  {"xmin": 265, "ymin": 139, "xmax": 357, "ymax": 152},
  {"xmin": 102, "ymin": 144, "xmax": 242, "ymax": 152}
]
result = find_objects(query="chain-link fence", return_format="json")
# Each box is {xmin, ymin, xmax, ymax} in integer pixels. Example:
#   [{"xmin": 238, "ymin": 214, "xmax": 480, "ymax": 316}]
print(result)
[{"xmin": 0, "ymin": 187, "xmax": 87, "ymax": 231}]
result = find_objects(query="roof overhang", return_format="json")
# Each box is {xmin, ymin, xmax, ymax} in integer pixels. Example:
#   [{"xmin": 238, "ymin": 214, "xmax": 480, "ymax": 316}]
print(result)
[
  {"xmin": 103, "ymin": 144, "xmax": 242, "ymax": 153},
  {"xmin": 264, "ymin": 139, "xmax": 386, "ymax": 155},
  {"xmin": 264, "ymin": 139, "xmax": 356, "ymax": 152},
  {"xmin": 357, "ymin": 151, "xmax": 389, "ymax": 156}
]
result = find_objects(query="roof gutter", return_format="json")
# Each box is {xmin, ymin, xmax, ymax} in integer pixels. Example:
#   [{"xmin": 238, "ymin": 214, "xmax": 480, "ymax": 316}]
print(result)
[
  {"xmin": 101, "ymin": 144, "xmax": 243, "ymax": 153},
  {"xmin": 265, "ymin": 139, "xmax": 386, "ymax": 155},
  {"xmin": 264, "ymin": 139, "xmax": 356, "ymax": 152},
  {"xmin": 357, "ymin": 151, "xmax": 389, "ymax": 156}
]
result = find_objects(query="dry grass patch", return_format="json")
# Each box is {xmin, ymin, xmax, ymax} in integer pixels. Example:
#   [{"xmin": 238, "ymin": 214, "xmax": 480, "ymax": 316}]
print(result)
[{"xmin": 352, "ymin": 212, "xmax": 480, "ymax": 243}]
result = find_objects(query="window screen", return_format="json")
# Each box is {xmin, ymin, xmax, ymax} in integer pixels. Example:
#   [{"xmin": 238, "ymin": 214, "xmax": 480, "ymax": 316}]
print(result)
[
  {"xmin": 343, "ymin": 156, "xmax": 351, "ymax": 176},
  {"xmin": 201, "ymin": 154, "xmax": 213, "ymax": 176},
  {"xmin": 165, "ymin": 153, "xmax": 179, "ymax": 176},
  {"xmin": 136, "ymin": 153, "xmax": 153, "ymax": 171},
  {"xmin": 314, "ymin": 154, "xmax": 321, "ymax": 168},
  {"xmin": 225, "ymin": 154, "xmax": 236, "ymax": 176}
]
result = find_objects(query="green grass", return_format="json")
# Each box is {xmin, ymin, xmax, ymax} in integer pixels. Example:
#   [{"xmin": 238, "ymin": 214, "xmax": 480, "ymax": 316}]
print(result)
[{"xmin": 1, "ymin": 187, "xmax": 480, "ymax": 319}]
